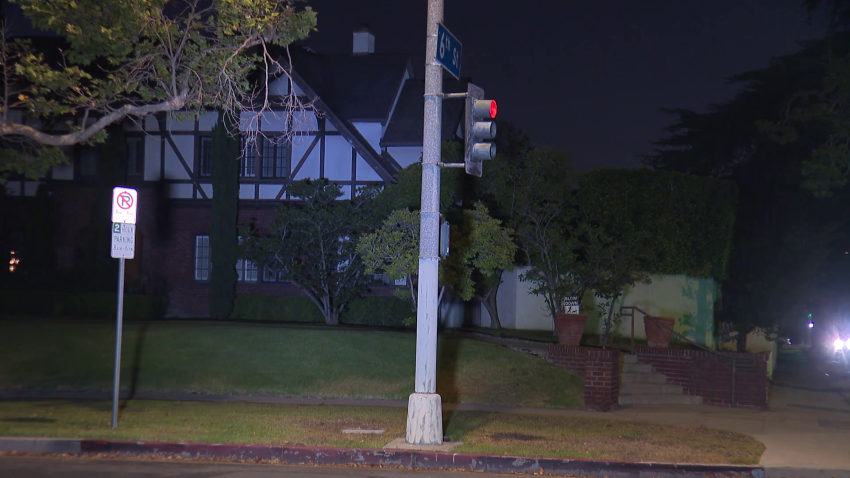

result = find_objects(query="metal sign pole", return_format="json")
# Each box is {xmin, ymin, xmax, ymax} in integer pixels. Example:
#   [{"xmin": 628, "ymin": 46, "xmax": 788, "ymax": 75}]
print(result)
[{"xmin": 111, "ymin": 257, "xmax": 126, "ymax": 429}]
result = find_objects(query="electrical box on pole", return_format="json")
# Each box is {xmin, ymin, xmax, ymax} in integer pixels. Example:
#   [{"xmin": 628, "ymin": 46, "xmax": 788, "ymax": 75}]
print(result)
[{"xmin": 464, "ymin": 83, "xmax": 497, "ymax": 177}]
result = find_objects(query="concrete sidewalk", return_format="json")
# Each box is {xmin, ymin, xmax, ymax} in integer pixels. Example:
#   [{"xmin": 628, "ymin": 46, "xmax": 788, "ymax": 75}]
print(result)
[{"xmin": 3, "ymin": 386, "xmax": 849, "ymax": 477}]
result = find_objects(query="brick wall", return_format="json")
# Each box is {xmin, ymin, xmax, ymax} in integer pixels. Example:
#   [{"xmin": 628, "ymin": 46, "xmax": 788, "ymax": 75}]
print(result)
[
  {"xmin": 548, "ymin": 345, "xmax": 620, "ymax": 412},
  {"xmin": 584, "ymin": 349, "xmax": 620, "ymax": 411},
  {"xmin": 634, "ymin": 347, "xmax": 769, "ymax": 409}
]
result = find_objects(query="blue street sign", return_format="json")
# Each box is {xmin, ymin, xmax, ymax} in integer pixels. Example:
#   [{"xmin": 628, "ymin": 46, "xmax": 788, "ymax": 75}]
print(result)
[{"xmin": 436, "ymin": 23, "xmax": 461, "ymax": 79}]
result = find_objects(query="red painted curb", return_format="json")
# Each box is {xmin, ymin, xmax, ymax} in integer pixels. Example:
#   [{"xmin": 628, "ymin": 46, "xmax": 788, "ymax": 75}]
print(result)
[{"xmin": 79, "ymin": 439, "xmax": 765, "ymax": 478}]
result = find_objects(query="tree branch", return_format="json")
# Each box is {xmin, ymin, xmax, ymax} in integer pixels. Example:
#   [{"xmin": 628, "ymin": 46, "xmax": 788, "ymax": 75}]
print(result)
[{"xmin": 0, "ymin": 91, "xmax": 188, "ymax": 146}]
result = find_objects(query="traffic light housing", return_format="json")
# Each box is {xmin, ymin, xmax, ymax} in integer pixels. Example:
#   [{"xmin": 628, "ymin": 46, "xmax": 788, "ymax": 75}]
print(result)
[{"xmin": 464, "ymin": 83, "xmax": 497, "ymax": 177}]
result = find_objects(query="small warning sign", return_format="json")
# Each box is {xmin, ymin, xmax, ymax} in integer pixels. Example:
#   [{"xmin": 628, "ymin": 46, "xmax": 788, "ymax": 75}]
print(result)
[
  {"xmin": 563, "ymin": 296, "xmax": 580, "ymax": 314},
  {"xmin": 111, "ymin": 187, "xmax": 138, "ymax": 224},
  {"xmin": 111, "ymin": 222, "xmax": 135, "ymax": 259}
]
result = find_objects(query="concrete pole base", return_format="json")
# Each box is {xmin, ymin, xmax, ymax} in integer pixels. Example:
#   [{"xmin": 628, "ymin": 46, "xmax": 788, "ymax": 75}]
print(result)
[{"xmin": 405, "ymin": 393, "xmax": 443, "ymax": 445}]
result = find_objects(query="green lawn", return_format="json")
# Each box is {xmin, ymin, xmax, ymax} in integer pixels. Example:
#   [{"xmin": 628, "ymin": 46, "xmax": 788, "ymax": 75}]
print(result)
[
  {"xmin": 0, "ymin": 319, "xmax": 583, "ymax": 408},
  {"xmin": 0, "ymin": 400, "xmax": 764, "ymax": 464}
]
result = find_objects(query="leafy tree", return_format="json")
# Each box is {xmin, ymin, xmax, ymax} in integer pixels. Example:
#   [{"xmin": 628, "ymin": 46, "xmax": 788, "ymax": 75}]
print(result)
[
  {"xmin": 357, "ymin": 208, "xmax": 421, "ymax": 320},
  {"xmin": 479, "ymin": 147, "xmax": 584, "ymax": 322},
  {"xmin": 445, "ymin": 203, "xmax": 517, "ymax": 328},
  {"xmin": 240, "ymin": 180, "xmax": 378, "ymax": 325},
  {"xmin": 377, "ymin": 143, "xmax": 465, "ymax": 214},
  {"xmin": 575, "ymin": 224, "xmax": 651, "ymax": 344},
  {"xmin": 756, "ymin": 33, "xmax": 850, "ymax": 197},
  {"xmin": 0, "ymin": 0, "xmax": 317, "ymax": 180},
  {"xmin": 645, "ymin": 39, "xmax": 846, "ymax": 347},
  {"xmin": 358, "ymin": 203, "xmax": 515, "ymax": 323},
  {"xmin": 209, "ymin": 112, "xmax": 240, "ymax": 319}
]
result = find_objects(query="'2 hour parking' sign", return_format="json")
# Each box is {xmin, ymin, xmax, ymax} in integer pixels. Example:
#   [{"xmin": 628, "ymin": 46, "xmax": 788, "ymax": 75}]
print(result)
[{"xmin": 111, "ymin": 223, "xmax": 135, "ymax": 259}]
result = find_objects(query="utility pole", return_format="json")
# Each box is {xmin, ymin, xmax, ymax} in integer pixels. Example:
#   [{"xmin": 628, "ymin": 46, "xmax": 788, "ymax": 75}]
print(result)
[{"xmin": 406, "ymin": 0, "xmax": 444, "ymax": 446}]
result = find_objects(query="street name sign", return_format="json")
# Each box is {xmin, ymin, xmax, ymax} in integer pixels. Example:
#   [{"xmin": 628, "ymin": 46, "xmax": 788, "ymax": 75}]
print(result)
[
  {"xmin": 111, "ymin": 187, "xmax": 138, "ymax": 224},
  {"xmin": 111, "ymin": 222, "xmax": 135, "ymax": 259},
  {"xmin": 436, "ymin": 23, "xmax": 461, "ymax": 79}
]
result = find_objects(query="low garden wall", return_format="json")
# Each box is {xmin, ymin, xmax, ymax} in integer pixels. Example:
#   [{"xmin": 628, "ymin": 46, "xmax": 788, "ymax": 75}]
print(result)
[
  {"xmin": 548, "ymin": 345, "xmax": 769, "ymax": 410},
  {"xmin": 547, "ymin": 345, "xmax": 620, "ymax": 412},
  {"xmin": 633, "ymin": 347, "xmax": 769, "ymax": 409}
]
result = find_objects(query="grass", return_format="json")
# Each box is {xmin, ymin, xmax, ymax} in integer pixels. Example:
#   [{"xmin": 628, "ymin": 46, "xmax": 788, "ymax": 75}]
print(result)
[
  {"xmin": 458, "ymin": 327, "xmax": 704, "ymax": 352},
  {"xmin": 456, "ymin": 326, "xmax": 559, "ymax": 342},
  {"xmin": 0, "ymin": 319, "xmax": 583, "ymax": 409},
  {"xmin": 0, "ymin": 400, "xmax": 764, "ymax": 464}
]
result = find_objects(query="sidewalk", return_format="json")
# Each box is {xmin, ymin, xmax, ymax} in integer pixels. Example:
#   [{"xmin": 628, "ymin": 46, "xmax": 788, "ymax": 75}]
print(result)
[{"xmin": 3, "ymin": 386, "xmax": 849, "ymax": 477}]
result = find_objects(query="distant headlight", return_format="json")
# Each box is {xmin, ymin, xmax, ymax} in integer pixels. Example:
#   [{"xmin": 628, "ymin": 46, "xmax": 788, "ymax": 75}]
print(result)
[{"xmin": 834, "ymin": 338, "xmax": 846, "ymax": 350}]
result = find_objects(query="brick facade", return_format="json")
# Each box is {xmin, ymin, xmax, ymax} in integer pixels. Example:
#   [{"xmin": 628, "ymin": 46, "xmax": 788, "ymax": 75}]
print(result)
[
  {"xmin": 633, "ymin": 347, "xmax": 769, "ymax": 409},
  {"xmin": 47, "ymin": 183, "xmax": 393, "ymax": 318},
  {"xmin": 547, "ymin": 345, "xmax": 620, "ymax": 412}
]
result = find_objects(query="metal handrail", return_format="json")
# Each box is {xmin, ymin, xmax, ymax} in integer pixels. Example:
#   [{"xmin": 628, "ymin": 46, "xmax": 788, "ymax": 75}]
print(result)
[{"xmin": 620, "ymin": 305, "xmax": 740, "ymax": 407}]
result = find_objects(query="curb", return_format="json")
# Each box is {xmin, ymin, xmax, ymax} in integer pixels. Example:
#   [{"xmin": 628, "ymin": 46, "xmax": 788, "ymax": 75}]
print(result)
[{"xmin": 0, "ymin": 437, "xmax": 765, "ymax": 478}]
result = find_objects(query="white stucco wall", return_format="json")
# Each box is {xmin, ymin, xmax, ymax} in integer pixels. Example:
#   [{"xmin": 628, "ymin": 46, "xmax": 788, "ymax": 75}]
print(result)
[{"xmin": 478, "ymin": 267, "xmax": 719, "ymax": 348}]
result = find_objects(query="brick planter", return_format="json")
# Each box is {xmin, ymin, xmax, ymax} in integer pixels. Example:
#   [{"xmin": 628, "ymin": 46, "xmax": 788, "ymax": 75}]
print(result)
[{"xmin": 548, "ymin": 345, "xmax": 620, "ymax": 412}]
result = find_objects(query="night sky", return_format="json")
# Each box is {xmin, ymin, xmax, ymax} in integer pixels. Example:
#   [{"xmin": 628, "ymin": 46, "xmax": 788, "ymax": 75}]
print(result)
[
  {"xmin": 5, "ymin": 0, "xmax": 829, "ymax": 171},
  {"xmin": 302, "ymin": 0, "xmax": 826, "ymax": 171}
]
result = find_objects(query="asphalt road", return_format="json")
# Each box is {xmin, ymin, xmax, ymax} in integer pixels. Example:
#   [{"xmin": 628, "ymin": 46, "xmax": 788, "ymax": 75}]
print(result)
[{"xmin": 0, "ymin": 456, "xmax": 517, "ymax": 477}]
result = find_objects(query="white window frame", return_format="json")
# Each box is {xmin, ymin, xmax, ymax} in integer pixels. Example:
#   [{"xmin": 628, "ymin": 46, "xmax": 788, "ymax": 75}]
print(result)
[{"xmin": 195, "ymin": 235, "xmax": 211, "ymax": 281}]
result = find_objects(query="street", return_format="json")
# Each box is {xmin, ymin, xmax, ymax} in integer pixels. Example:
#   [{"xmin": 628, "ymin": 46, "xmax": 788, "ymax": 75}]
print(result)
[{"xmin": 0, "ymin": 456, "xmax": 516, "ymax": 478}]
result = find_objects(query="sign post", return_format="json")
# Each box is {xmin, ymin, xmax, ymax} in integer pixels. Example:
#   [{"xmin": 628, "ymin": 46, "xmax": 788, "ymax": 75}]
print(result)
[{"xmin": 110, "ymin": 187, "xmax": 137, "ymax": 429}]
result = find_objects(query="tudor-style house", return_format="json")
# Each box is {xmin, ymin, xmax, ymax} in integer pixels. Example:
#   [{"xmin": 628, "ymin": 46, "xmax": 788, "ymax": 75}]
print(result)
[{"xmin": 2, "ymin": 28, "xmax": 469, "ymax": 317}]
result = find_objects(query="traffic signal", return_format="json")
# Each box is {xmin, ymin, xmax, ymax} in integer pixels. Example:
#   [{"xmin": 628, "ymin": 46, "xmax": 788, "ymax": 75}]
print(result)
[{"xmin": 464, "ymin": 83, "xmax": 497, "ymax": 177}]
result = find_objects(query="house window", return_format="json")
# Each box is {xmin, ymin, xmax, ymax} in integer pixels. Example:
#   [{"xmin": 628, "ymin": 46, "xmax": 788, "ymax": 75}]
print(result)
[
  {"xmin": 199, "ymin": 137, "xmax": 212, "ymax": 177},
  {"xmin": 261, "ymin": 137, "xmax": 288, "ymax": 178},
  {"xmin": 127, "ymin": 137, "xmax": 144, "ymax": 176},
  {"xmin": 237, "ymin": 258, "xmax": 258, "ymax": 282},
  {"xmin": 195, "ymin": 235, "xmax": 258, "ymax": 282},
  {"xmin": 195, "ymin": 235, "xmax": 211, "ymax": 281},
  {"xmin": 262, "ymin": 268, "xmax": 287, "ymax": 282},
  {"xmin": 242, "ymin": 138, "xmax": 257, "ymax": 178},
  {"xmin": 236, "ymin": 236, "xmax": 257, "ymax": 281},
  {"xmin": 79, "ymin": 148, "xmax": 97, "ymax": 176}
]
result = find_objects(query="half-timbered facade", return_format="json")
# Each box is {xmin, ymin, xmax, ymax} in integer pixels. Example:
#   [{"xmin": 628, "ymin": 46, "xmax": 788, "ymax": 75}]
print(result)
[{"xmin": 3, "ymin": 28, "xmax": 469, "ymax": 317}]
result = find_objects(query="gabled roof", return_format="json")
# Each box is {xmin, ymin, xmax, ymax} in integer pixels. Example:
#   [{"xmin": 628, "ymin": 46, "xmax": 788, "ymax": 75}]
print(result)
[
  {"xmin": 382, "ymin": 77, "xmax": 469, "ymax": 147},
  {"xmin": 289, "ymin": 70, "xmax": 400, "ymax": 180},
  {"xmin": 289, "ymin": 47, "xmax": 411, "ymax": 123}
]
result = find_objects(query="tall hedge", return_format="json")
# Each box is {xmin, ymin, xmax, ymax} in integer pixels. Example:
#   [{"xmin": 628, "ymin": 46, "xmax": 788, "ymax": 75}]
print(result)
[
  {"xmin": 209, "ymin": 112, "xmax": 240, "ymax": 318},
  {"xmin": 578, "ymin": 169, "xmax": 738, "ymax": 280}
]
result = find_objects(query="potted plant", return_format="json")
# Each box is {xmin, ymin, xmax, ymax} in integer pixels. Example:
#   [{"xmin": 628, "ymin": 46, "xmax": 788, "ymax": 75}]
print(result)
[
  {"xmin": 519, "ymin": 234, "xmax": 589, "ymax": 346},
  {"xmin": 553, "ymin": 296, "xmax": 586, "ymax": 346},
  {"xmin": 645, "ymin": 316, "xmax": 676, "ymax": 348}
]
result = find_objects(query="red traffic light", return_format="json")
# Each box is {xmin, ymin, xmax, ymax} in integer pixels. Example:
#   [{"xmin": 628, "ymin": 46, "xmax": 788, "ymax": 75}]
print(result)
[{"xmin": 472, "ymin": 99, "xmax": 497, "ymax": 120}]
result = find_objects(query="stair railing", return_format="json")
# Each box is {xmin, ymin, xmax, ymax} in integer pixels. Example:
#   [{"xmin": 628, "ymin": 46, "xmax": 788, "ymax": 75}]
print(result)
[{"xmin": 620, "ymin": 305, "xmax": 740, "ymax": 407}]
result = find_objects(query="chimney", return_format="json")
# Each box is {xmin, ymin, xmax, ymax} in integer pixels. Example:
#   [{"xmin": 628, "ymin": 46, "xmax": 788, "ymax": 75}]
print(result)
[{"xmin": 352, "ymin": 24, "xmax": 375, "ymax": 55}]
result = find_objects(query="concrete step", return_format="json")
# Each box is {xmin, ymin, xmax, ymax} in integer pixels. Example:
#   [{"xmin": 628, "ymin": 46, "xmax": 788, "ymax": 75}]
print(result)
[
  {"xmin": 620, "ymin": 382, "xmax": 684, "ymax": 395},
  {"xmin": 623, "ymin": 363, "xmax": 652, "ymax": 374},
  {"xmin": 620, "ymin": 372, "xmax": 667, "ymax": 384},
  {"xmin": 623, "ymin": 354, "xmax": 638, "ymax": 364},
  {"xmin": 618, "ymin": 394, "xmax": 703, "ymax": 405}
]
